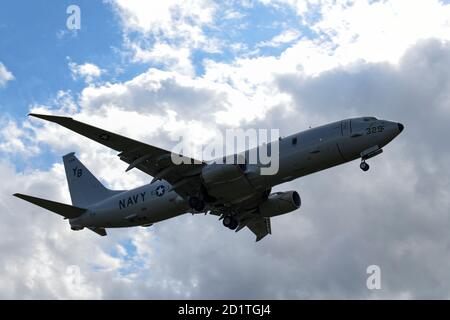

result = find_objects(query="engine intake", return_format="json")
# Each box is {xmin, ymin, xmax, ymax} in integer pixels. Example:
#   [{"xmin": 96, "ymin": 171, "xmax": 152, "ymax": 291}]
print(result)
[{"xmin": 259, "ymin": 191, "xmax": 301, "ymax": 217}]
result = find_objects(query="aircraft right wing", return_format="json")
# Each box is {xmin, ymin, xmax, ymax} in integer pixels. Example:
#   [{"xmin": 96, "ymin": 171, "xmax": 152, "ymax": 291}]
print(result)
[{"xmin": 29, "ymin": 114, "xmax": 206, "ymax": 198}]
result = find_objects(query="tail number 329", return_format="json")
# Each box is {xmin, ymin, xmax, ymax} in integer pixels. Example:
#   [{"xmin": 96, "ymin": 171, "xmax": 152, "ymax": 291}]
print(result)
[{"xmin": 366, "ymin": 126, "xmax": 384, "ymax": 135}]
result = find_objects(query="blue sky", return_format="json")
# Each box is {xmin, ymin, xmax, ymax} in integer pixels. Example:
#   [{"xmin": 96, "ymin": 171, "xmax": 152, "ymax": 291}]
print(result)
[{"xmin": 0, "ymin": 1, "xmax": 119, "ymax": 116}]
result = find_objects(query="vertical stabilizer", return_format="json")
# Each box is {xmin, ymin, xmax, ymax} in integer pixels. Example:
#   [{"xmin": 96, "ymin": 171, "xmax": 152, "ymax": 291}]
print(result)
[{"xmin": 63, "ymin": 153, "xmax": 123, "ymax": 207}]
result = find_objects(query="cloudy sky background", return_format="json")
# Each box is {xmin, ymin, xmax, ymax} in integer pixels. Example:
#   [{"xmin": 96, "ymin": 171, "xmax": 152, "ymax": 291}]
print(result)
[{"xmin": 1, "ymin": 0, "xmax": 450, "ymax": 299}]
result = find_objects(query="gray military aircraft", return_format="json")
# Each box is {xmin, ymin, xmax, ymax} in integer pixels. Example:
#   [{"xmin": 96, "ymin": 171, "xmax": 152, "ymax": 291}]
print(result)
[{"xmin": 14, "ymin": 114, "xmax": 404, "ymax": 241}]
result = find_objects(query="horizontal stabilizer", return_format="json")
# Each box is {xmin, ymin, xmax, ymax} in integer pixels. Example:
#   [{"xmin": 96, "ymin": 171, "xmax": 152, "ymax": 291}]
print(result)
[{"xmin": 13, "ymin": 193, "xmax": 86, "ymax": 219}]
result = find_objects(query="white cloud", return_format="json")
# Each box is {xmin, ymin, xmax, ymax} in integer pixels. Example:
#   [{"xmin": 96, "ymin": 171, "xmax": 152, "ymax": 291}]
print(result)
[
  {"xmin": 222, "ymin": 9, "xmax": 246, "ymax": 20},
  {"xmin": 0, "ymin": 62, "xmax": 14, "ymax": 87},
  {"xmin": 312, "ymin": 0, "xmax": 450, "ymax": 65},
  {"xmin": 113, "ymin": 0, "xmax": 215, "ymax": 37},
  {"xmin": 111, "ymin": 0, "xmax": 450, "ymax": 78},
  {"xmin": 112, "ymin": 0, "xmax": 219, "ymax": 75},
  {"xmin": 130, "ymin": 42, "xmax": 195, "ymax": 76},
  {"xmin": 262, "ymin": 0, "xmax": 450, "ymax": 71},
  {"xmin": 0, "ymin": 118, "xmax": 39, "ymax": 156},
  {"xmin": 69, "ymin": 61, "xmax": 103, "ymax": 84},
  {"xmin": 0, "ymin": 161, "xmax": 109, "ymax": 299},
  {"xmin": 257, "ymin": 29, "xmax": 301, "ymax": 48},
  {"xmin": 75, "ymin": 66, "xmax": 291, "ymax": 127}
]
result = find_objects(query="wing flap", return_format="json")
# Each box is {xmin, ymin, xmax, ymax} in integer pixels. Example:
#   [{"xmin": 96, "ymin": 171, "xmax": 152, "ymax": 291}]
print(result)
[
  {"xmin": 13, "ymin": 193, "xmax": 86, "ymax": 219},
  {"xmin": 247, "ymin": 217, "xmax": 271, "ymax": 242}
]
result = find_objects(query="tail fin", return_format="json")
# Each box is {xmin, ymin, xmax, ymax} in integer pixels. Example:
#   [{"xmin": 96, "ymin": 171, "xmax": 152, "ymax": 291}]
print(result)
[{"xmin": 63, "ymin": 152, "xmax": 123, "ymax": 207}]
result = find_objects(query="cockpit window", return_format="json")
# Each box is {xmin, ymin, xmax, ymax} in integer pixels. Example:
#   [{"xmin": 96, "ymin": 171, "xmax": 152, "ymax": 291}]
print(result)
[
  {"xmin": 363, "ymin": 117, "xmax": 377, "ymax": 121},
  {"xmin": 292, "ymin": 137, "xmax": 298, "ymax": 145}
]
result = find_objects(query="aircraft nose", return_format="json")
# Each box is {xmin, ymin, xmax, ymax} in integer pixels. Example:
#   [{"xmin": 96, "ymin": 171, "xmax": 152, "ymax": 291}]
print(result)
[{"xmin": 397, "ymin": 123, "xmax": 404, "ymax": 133}]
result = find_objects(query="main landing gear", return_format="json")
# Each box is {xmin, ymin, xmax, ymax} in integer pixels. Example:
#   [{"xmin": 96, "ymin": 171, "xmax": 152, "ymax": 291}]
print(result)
[
  {"xmin": 188, "ymin": 196, "xmax": 205, "ymax": 212},
  {"xmin": 223, "ymin": 215, "xmax": 239, "ymax": 230},
  {"xmin": 360, "ymin": 160, "xmax": 370, "ymax": 172}
]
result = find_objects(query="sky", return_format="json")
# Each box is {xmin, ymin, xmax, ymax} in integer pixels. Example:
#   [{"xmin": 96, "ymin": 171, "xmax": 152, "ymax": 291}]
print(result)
[{"xmin": 1, "ymin": 0, "xmax": 450, "ymax": 299}]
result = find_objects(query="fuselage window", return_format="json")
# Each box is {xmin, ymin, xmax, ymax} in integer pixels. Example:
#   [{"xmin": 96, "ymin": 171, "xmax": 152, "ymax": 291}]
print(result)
[{"xmin": 292, "ymin": 137, "xmax": 298, "ymax": 145}]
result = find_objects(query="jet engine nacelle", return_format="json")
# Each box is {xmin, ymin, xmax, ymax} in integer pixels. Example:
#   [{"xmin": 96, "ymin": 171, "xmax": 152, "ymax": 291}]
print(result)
[{"xmin": 259, "ymin": 191, "xmax": 301, "ymax": 217}]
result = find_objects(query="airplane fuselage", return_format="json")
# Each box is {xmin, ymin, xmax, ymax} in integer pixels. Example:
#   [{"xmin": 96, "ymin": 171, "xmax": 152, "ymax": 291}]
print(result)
[
  {"xmin": 71, "ymin": 181, "xmax": 189, "ymax": 229},
  {"xmin": 69, "ymin": 117, "xmax": 404, "ymax": 230}
]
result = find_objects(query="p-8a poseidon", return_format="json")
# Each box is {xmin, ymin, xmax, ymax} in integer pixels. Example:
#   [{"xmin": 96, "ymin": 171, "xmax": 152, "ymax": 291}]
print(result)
[{"xmin": 14, "ymin": 114, "xmax": 404, "ymax": 241}]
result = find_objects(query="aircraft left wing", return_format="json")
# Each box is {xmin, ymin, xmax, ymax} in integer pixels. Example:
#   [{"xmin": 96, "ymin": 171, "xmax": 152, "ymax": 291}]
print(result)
[{"xmin": 29, "ymin": 114, "xmax": 206, "ymax": 198}]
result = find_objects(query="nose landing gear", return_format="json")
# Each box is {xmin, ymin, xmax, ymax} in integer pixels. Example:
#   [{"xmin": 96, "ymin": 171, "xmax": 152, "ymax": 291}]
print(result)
[
  {"xmin": 359, "ymin": 146, "xmax": 382, "ymax": 172},
  {"xmin": 360, "ymin": 161, "xmax": 370, "ymax": 172}
]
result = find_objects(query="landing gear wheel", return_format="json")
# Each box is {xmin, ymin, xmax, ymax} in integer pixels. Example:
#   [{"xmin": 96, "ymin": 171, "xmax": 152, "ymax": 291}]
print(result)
[
  {"xmin": 223, "ymin": 216, "xmax": 239, "ymax": 230},
  {"xmin": 223, "ymin": 216, "xmax": 232, "ymax": 228},
  {"xmin": 229, "ymin": 219, "xmax": 239, "ymax": 230},
  {"xmin": 188, "ymin": 196, "xmax": 205, "ymax": 211},
  {"xmin": 360, "ymin": 161, "xmax": 370, "ymax": 172}
]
